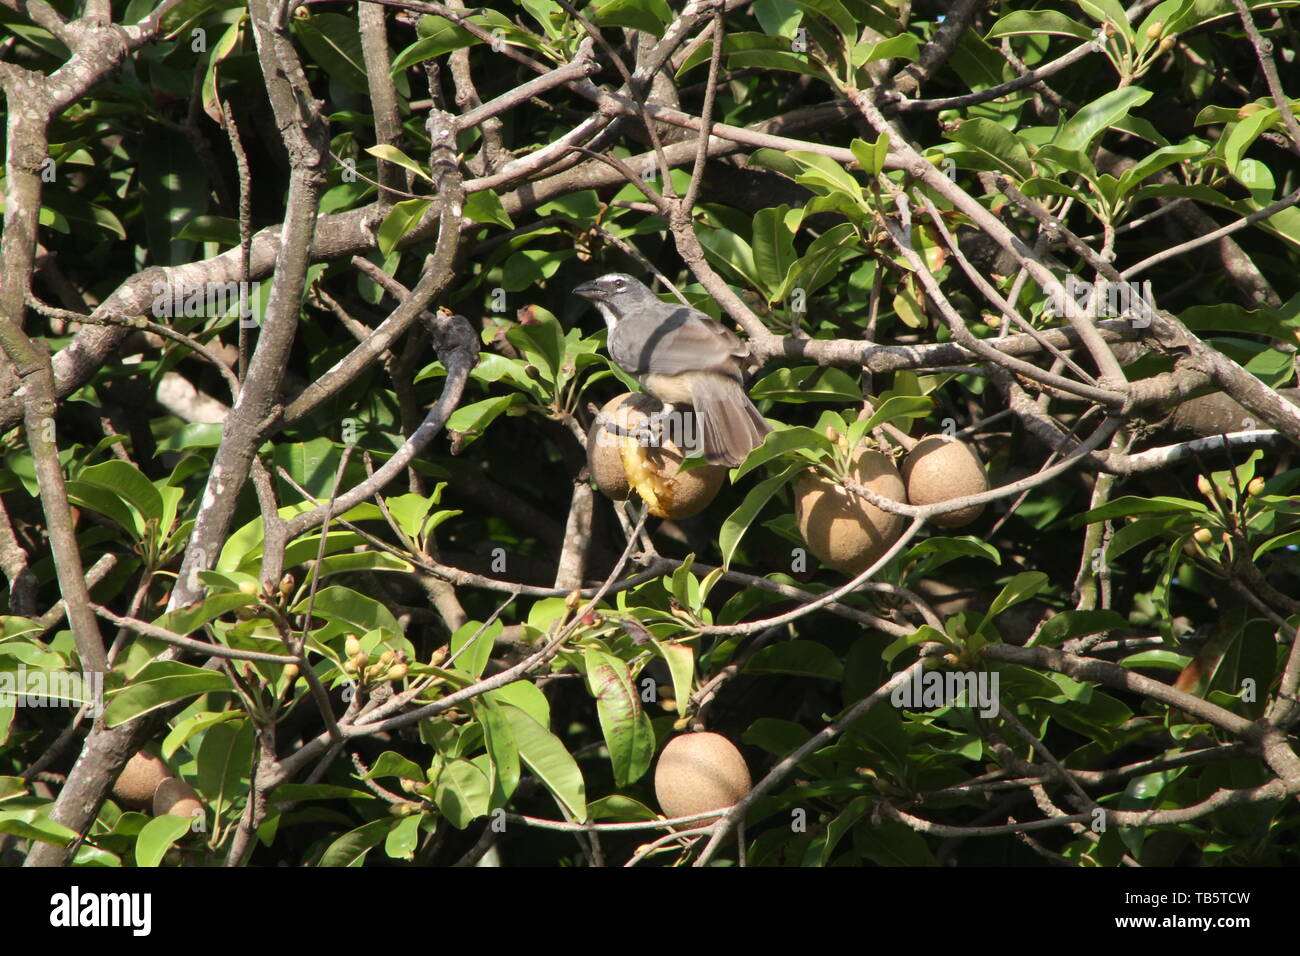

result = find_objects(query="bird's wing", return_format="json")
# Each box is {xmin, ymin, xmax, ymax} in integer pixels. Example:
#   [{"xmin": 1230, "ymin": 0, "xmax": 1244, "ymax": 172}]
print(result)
[{"xmin": 612, "ymin": 305, "xmax": 751, "ymax": 379}]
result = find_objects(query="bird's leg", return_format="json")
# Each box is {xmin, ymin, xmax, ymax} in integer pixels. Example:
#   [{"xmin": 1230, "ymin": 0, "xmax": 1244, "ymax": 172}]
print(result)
[
  {"xmin": 590, "ymin": 408, "xmax": 640, "ymax": 443},
  {"xmin": 639, "ymin": 402, "xmax": 675, "ymax": 449}
]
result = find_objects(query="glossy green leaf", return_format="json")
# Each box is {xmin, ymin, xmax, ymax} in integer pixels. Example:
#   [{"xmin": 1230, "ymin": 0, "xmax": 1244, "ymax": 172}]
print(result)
[
  {"xmin": 104, "ymin": 662, "xmax": 232, "ymax": 728},
  {"xmin": 583, "ymin": 647, "xmax": 654, "ymax": 787},
  {"xmin": 746, "ymin": 640, "xmax": 844, "ymax": 680},
  {"xmin": 134, "ymin": 814, "xmax": 193, "ymax": 867},
  {"xmin": 318, "ymin": 818, "xmax": 394, "ymax": 866},
  {"xmin": 499, "ymin": 703, "xmax": 586, "ymax": 822}
]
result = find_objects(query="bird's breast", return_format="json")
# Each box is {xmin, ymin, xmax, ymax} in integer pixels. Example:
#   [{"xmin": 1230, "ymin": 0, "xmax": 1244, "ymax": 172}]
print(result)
[{"xmin": 640, "ymin": 372, "xmax": 699, "ymax": 405}]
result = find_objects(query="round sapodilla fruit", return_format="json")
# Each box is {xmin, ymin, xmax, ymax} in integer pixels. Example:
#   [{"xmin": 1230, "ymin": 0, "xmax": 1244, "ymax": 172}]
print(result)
[
  {"xmin": 152, "ymin": 777, "xmax": 203, "ymax": 820},
  {"xmin": 112, "ymin": 751, "xmax": 171, "ymax": 807},
  {"xmin": 901, "ymin": 435, "xmax": 988, "ymax": 528},
  {"xmin": 587, "ymin": 393, "xmax": 725, "ymax": 519},
  {"xmin": 794, "ymin": 445, "xmax": 907, "ymax": 575},
  {"xmin": 654, "ymin": 732, "xmax": 752, "ymax": 825}
]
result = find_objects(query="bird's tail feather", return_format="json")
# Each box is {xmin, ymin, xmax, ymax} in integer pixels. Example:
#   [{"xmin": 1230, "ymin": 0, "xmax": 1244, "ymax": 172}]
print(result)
[{"xmin": 691, "ymin": 375, "xmax": 772, "ymax": 467}]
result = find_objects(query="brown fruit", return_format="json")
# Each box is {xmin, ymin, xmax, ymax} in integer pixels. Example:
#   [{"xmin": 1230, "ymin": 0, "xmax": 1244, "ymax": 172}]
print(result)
[
  {"xmin": 587, "ymin": 392, "xmax": 725, "ymax": 519},
  {"xmin": 113, "ymin": 752, "xmax": 170, "ymax": 807},
  {"xmin": 794, "ymin": 447, "xmax": 907, "ymax": 575},
  {"xmin": 654, "ymin": 732, "xmax": 751, "ymax": 825},
  {"xmin": 152, "ymin": 777, "xmax": 203, "ymax": 820},
  {"xmin": 901, "ymin": 435, "xmax": 988, "ymax": 528}
]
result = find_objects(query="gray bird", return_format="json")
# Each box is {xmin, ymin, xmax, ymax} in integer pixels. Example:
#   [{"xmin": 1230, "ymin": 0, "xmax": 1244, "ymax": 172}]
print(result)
[{"xmin": 573, "ymin": 273, "xmax": 771, "ymax": 467}]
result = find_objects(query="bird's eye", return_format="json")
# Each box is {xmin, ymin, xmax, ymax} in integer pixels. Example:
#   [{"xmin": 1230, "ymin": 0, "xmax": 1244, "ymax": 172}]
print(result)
[{"xmin": 614, "ymin": 279, "xmax": 626, "ymax": 291}]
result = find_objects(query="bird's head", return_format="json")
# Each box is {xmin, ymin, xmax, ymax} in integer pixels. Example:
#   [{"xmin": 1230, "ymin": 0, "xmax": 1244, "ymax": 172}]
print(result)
[{"xmin": 573, "ymin": 274, "xmax": 663, "ymax": 330}]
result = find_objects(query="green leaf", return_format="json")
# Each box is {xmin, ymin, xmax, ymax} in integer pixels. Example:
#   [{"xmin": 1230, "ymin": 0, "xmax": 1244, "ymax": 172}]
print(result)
[
  {"xmin": 882, "ymin": 625, "xmax": 951, "ymax": 665},
  {"xmin": 463, "ymin": 189, "xmax": 514, "ymax": 228},
  {"xmin": 1033, "ymin": 609, "xmax": 1129, "ymax": 647},
  {"xmin": 1254, "ymin": 530, "xmax": 1300, "ymax": 561},
  {"xmin": 432, "ymin": 758, "xmax": 492, "ymax": 828},
  {"xmin": 318, "ymin": 818, "xmax": 394, "ymax": 866},
  {"xmin": 850, "ymin": 135, "xmax": 890, "ymax": 177},
  {"xmin": 648, "ymin": 639, "xmax": 694, "ymax": 717},
  {"xmin": 499, "ymin": 703, "xmax": 586, "ymax": 822},
  {"xmin": 719, "ymin": 462, "xmax": 803, "ymax": 567},
  {"xmin": 583, "ymin": 647, "xmax": 655, "ymax": 786},
  {"xmin": 750, "ymin": 367, "xmax": 863, "ymax": 404},
  {"xmin": 134, "ymin": 814, "xmax": 193, "ymax": 867},
  {"xmin": 290, "ymin": 586, "xmax": 404, "ymax": 644},
  {"xmin": 753, "ymin": 0, "xmax": 802, "ymax": 37},
  {"xmin": 1181, "ymin": 303, "xmax": 1295, "ymax": 342},
  {"xmin": 592, "ymin": 0, "xmax": 672, "ymax": 35},
  {"xmin": 474, "ymin": 696, "xmax": 521, "ymax": 798},
  {"xmin": 384, "ymin": 813, "xmax": 422, "ymax": 861},
  {"xmin": 751, "ymin": 205, "xmax": 798, "ymax": 298},
  {"xmin": 196, "ymin": 719, "xmax": 252, "ymax": 820},
  {"xmin": 485, "ymin": 680, "xmax": 552, "ymax": 727},
  {"xmin": 507, "ymin": 308, "xmax": 566, "ymax": 380},
  {"xmin": 986, "ymin": 10, "xmax": 1095, "ymax": 40},
  {"xmin": 787, "ymin": 150, "xmax": 864, "ymax": 200},
  {"xmin": 445, "ymin": 394, "xmax": 523, "ymax": 447},
  {"xmin": 728, "ymin": 48, "xmax": 831, "ymax": 78},
  {"xmin": 947, "ymin": 119, "xmax": 1033, "ymax": 180},
  {"xmin": 1055, "ymin": 87, "xmax": 1153, "ymax": 153},
  {"xmin": 980, "ymin": 572, "xmax": 1049, "ymax": 627},
  {"xmin": 746, "ymin": 640, "xmax": 844, "ymax": 680},
  {"xmin": 903, "ymin": 536, "xmax": 1001, "ymax": 574},
  {"xmin": 852, "ymin": 33, "xmax": 920, "ymax": 66},
  {"xmin": 64, "ymin": 480, "xmax": 146, "ymax": 541},
  {"xmin": 162, "ymin": 710, "xmax": 242, "ymax": 760},
  {"xmin": 74, "ymin": 462, "xmax": 164, "ymax": 529},
  {"xmin": 805, "ymin": 794, "xmax": 871, "ymax": 866},
  {"xmin": 782, "ymin": 222, "xmax": 862, "ymax": 299},
  {"xmin": 366, "ymin": 751, "xmax": 428, "ymax": 782},
  {"xmin": 1105, "ymin": 514, "xmax": 1191, "ymax": 563},
  {"xmin": 1079, "ymin": 495, "xmax": 1205, "ymax": 523},
  {"xmin": 588, "ymin": 794, "xmax": 660, "ymax": 821},
  {"xmin": 732, "ymin": 425, "xmax": 833, "ymax": 480},
  {"xmin": 449, "ymin": 618, "xmax": 502, "ymax": 679},
  {"xmin": 391, "ymin": 18, "xmax": 476, "ymax": 72},
  {"xmin": 365, "ymin": 145, "xmax": 433, "ymax": 184},
  {"xmin": 791, "ymin": 0, "xmax": 857, "ymax": 42},
  {"xmin": 1073, "ymin": 0, "xmax": 1132, "ymax": 34},
  {"xmin": 0, "ymin": 808, "xmax": 77, "ymax": 846},
  {"xmin": 860, "ymin": 394, "xmax": 933, "ymax": 432},
  {"xmin": 1116, "ymin": 141, "xmax": 1208, "ymax": 194},
  {"xmin": 153, "ymin": 591, "xmax": 257, "ymax": 637},
  {"xmin": 104, "ymin": 662, "xmax": 232, "ymax": 728},
  {"xmin": 294, "ymin": 13, "xmax": 369, "ymax": 94},
  {"xmin": 377, "ymin": 198, "xmax": 431, "ymax": 258},
  {"xmin": 697, "ymin": 223, "xmax": 757, "ymax": 286}
]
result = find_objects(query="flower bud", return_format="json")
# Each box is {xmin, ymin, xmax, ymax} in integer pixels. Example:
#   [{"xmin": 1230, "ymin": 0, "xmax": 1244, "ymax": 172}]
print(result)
[
  {"xmin": 1247, "ymin": 477, "xmax": 1265, "ymax": 496},
  {"xmin": 1193, "ymin": 527, "xmax": 1213, "ymax": 545},
  {"xmin": 1145, "ymin": 20, "xmax": 1163, "ymax": 39},
  {"xmin": 1158, "ymin": 36, "xmax": 1175, "ymax": 53},
  {"xmin": 386, "ymin": 662, "xmax": 409, "ymax": 681},
  {"xmin": 283, "ymin": 662, "xmax": 299, "ymax": 683},
  {"xmin": 345, "ymin": 634, "xmax": 362, "ymax": 658}
]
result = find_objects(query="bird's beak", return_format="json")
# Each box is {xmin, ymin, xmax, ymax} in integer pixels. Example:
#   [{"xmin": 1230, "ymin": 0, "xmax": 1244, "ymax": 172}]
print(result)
[{"xmin": 573, "ymin": 281, "xmax": 601, "ymax": 300}]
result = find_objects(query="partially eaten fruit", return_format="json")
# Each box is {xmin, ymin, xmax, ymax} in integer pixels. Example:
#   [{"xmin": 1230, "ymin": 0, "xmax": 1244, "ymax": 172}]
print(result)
[{"xmin": 587, "ymin": 393, "xmax": 726, "ymax": 519}]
